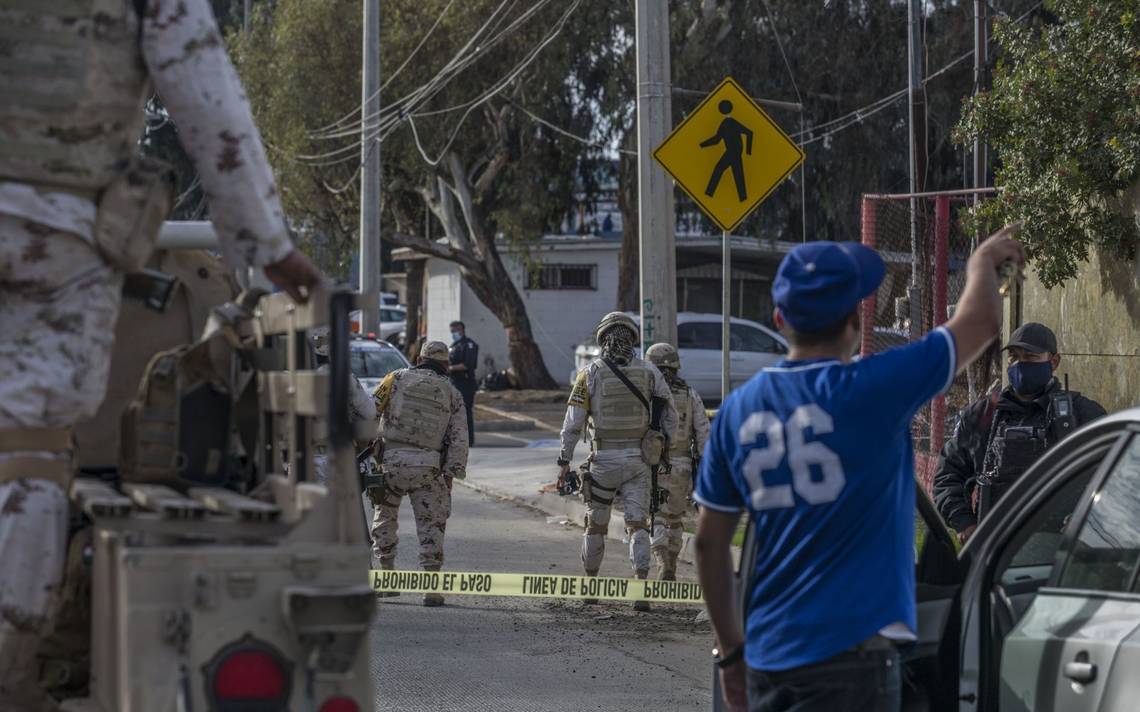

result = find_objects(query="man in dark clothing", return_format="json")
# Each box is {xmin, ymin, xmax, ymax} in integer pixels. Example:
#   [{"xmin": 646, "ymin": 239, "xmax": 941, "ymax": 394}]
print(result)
[
  {"xmin": 933, "ymin": 323, "xmax": 1106, "ymax": 543},
  {"xmin": 448, "ymin": 320, "xmax": 479, "ymax": 446}
]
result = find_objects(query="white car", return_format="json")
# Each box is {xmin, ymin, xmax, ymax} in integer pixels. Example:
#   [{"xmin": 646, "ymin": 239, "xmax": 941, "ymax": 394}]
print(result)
[
  {"xmin": 350, "ymin": 337, "xmax": 410, "ymax": 394},
  {"xmin": 349, "ymin": 305, "xmax": 407, "ymax": 345},
  {"xmin": 572, "ymin": 312, "xmax": 788, "ymax": 402}
]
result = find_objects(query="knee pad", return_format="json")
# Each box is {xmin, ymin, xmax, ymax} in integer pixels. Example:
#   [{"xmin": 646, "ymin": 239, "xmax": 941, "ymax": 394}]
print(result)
[{"xmin": 624, "ymin": 519, "xmax": 649, "ymax": 533}]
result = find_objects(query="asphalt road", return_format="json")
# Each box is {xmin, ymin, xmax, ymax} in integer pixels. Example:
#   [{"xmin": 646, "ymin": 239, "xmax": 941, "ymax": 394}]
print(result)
[{"xmin": 371, "ymin": 479, "xmax": 714, "ymax": 711}]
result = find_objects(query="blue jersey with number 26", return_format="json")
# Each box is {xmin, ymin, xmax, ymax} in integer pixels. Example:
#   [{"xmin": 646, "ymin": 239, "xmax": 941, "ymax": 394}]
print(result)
[{"xmin": 695, "ymin": 327, "xmax": 956, "ymax": 671}]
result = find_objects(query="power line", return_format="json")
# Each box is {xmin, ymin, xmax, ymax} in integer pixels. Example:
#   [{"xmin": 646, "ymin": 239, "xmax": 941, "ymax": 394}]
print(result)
[
  {"xmin": 507, "ymin": 98, "xmax": 636, "ymax": 155},
  {"xmin": 405, "ymin": 0, "xmax": 582, "ymax": 167}
]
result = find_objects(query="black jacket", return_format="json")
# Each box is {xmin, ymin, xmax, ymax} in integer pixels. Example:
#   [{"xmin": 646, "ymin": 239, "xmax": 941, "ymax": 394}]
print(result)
[
  {"xmin": 932, "ymin": 379, "xmax": 1106, "ymax": 532},
  {"xmin": 448, "ymin": 336, "xmax": 479, "ymax": 390}
]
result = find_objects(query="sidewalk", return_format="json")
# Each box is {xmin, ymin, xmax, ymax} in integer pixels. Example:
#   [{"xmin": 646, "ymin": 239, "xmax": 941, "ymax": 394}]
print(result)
[{"xmin": 458, "ymin": 445, "xmax": 737, "ymax": 566}]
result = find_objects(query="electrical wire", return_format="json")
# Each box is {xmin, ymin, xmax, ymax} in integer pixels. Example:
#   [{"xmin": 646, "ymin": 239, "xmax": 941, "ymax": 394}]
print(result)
[
  {"xmin": 760, "ymin": 0, "xmax": 806, "ymax": 243},
  {"xmin": 507, "ymin": 98, "xmax": 636, "ymax": 155},
  {"xmin": 405, "ymin": 0, "xmax": 582, "ymax": 167}
]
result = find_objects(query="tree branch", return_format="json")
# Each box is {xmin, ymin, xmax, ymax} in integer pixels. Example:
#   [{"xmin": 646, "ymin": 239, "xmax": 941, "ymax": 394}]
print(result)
[{"xmin": 387, "ymin": 230, "xmax": 481, "ymax": 272}]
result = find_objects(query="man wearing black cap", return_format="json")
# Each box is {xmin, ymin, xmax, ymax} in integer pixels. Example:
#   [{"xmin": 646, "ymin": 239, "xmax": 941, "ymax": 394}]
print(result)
[{"xmin": 933, "ymin": 322, "xmax": 1106, "ymax": 543}]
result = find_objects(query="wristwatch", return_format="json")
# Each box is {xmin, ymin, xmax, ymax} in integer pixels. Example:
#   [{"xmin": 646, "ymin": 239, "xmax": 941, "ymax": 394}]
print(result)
[
  {"xmin": 712, "ymin": 644, "xmax": 744, "ymax": 669},
  {"xmin": 556, "ymin": 458, "xmax": 570, "ymax": 467}
]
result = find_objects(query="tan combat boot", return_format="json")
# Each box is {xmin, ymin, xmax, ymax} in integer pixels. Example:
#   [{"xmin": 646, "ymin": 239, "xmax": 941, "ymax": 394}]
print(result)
[
  {"xmin": 375, "ymin": 560, "xmax": 400, "ymax": 599},
  {"xmin": 582, "ymin": 569, "xmax": 599, "ymax": 605},
  {"xmin": 422, "ymin": 565, "xmax": 445, "ymax": 607},
  {"xmin": 633, "ymin": 570, "xmax": 650, "ymax": 612}
]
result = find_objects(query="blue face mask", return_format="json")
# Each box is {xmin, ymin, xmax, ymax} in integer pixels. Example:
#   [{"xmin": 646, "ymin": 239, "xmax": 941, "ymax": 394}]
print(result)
[
  {"xmin": 1008, "ymin": 360, "xmax": 1053, "ymax": 396},
  {"xmin": 450, "ymin": 331, "xmax": 462, "ymax": 343}
]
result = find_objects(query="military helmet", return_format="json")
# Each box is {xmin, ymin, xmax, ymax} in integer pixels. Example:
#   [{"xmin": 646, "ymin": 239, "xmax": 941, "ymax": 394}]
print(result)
[
  {"xmin": 420, "ymin": 340, "xmax": 450, "ymax": 365},
  {"xmin": 310, "ymin": 326, "xmax": 331, "ymax": 357},
  {"xmin": 645, "ymin": 342, "xmax": 680, "ymax": 370},
  {"xmin": 595, "ymin": 311, "xmax": 638, "ymax": 343}
]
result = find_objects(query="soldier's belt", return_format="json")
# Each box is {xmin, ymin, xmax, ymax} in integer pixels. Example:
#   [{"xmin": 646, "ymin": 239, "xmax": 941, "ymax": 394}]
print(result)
[
  {"xmin": 591, "ymin": 439, "xmax": 641, "ymax": 451},
  {"xmin": 369, "ymin": 569, "xmax": 704, "ymax": 604}
]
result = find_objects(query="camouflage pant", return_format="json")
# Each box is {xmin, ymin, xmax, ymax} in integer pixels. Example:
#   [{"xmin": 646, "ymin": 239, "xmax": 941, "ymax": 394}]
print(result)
[
  {"xmin": 582, "ymin": 451, "xmax": 651, "ymax": 575},
  {"xmin": 651, "ymin": 463, "xmax": 693, "ymax": 577},
  {"xmin": 0, "ymin": 217, "xmax": 121, "ymax": 699},
  {"xmin": 370, "ymin": 465, "xmax": 452, "ymax": 570}
]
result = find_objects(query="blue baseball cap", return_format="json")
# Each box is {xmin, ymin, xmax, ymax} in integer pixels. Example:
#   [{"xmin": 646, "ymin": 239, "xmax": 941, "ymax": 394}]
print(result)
[{"xmin": 772, "ymin": 242, "xmax": 886, "ymax": 332}]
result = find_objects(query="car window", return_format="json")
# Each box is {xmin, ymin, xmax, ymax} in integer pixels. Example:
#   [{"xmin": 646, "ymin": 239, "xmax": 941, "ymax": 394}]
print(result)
[
  {"xmin": 729, "ymin": 324, "xmax": 779, "ymax": 353},
  {"xmin": 678, "ymin": 322, "xmax": 722, "ymax": 350},
  {"xmin": 1059, "ymin": 436, "xmax": 1140, "ymax": 593},
  {"xmin": 380, "ymin": 310, "xmax": 404, "ymax": 322},
  {"xmin": 351, "ymin": 349, "xmax": 407, "ymax": 379},
  {"xmin": 986, "ymin": 465, "xmax": 1096, "ymax": 586}
]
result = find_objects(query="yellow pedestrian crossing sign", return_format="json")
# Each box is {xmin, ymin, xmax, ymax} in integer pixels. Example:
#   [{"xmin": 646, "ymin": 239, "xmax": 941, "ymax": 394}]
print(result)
[{"xmin": 654, "ymin": 77, "xmax": 805, "ymax": 232}]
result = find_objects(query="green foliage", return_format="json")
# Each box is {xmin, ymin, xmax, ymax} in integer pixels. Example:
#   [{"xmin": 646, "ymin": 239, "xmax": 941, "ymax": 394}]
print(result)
[
  {"xmin": 957, "ymin": 0, "xmax": 1140, "ymax": 287},
  {"xmin": 228, "ymin": 0, "xmax": 363, "ymax": 276}
]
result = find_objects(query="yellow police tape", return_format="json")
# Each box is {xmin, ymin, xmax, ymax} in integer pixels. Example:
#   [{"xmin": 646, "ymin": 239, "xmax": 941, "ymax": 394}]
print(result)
[{"xmin": 369, "ymin": 569, "xmax": 704, "ymax": 604}]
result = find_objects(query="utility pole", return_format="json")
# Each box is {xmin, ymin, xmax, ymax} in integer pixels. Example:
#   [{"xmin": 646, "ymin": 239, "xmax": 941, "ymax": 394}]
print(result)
[
  {"xmin": 243, "ymin": 0, "xmax": 251, "ymax": 33},
  {"xmin": 359, "ymin": 0, "xmax": 382, "ymax": 334},
  {"xmin": 635, "ymin": 0, "xmax": 676, "ymax": 349},
  {"xmin": 972, "ymin": 0, "xmax": 988, "ymax": 237},
  {"xmin": 906, "ymin": 0, "xmax": 925, "ymax": 340}
]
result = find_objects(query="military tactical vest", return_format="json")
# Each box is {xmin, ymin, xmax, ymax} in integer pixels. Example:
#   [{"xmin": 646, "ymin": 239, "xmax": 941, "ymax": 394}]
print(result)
[
  {"xmin": 0, "ymin": 0, "xmax": 150, "ymax": 190},
  {"xmin": 592, "ymin": 363, "xmax": 651, "ymax": 446},
  {"xmin": 669, "ymin": 384, "xmax": 693, "ymax": 459},
  {"xmin": 381, "ymin": 369, "xmax": 450, "ymax": 452}
]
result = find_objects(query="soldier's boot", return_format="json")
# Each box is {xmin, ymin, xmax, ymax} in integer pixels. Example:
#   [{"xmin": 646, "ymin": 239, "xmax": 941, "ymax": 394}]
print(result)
[
  {"xmin": 422, "ymin": 565, "xmax": 445, "ymax": 607},
  {"xmin": 375, "ymin": 559, "xmax": 400, "ymax": 599},
  {"xmin": 633, "ymin": 570, "xmax": 651, "ymax": 612},
  {"xmin": 581, "ymin": 569, "xmax": 600, "ymax": 605}
]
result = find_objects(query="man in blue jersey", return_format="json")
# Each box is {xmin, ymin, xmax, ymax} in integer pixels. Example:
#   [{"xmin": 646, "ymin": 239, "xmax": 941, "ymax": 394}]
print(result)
[{"xmin": 694, "ymin": 226, "xmax": 1025, "ymax": 712}]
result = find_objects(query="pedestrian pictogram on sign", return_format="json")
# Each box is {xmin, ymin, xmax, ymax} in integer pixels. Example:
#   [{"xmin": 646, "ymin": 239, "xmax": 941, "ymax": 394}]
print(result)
[{"xmin": 654, "ymin": 77, "xmax": 805, "ymax": 232}]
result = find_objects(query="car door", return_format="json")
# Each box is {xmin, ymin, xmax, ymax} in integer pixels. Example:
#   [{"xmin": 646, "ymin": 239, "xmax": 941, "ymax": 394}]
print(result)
[
  {"xmin": 998, "ymin": 430, "xmax": 1140, "ymax": 712},
  {"xmin": 677, "ymin": 321, "xmax": 722, "ymax": 401},
  {"xmin": 728, "ymin": 324, "xmax": 786, "ymax": 390},
  {"xmin": 953, "ymin": 415, "xmax": 1135, "ymax": 711}
]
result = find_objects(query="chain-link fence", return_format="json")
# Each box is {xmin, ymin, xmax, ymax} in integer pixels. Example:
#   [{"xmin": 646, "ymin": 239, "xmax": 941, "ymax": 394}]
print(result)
[{"xmin": 858, "ymin": 189, "xmax": 998, "ymax": 492}]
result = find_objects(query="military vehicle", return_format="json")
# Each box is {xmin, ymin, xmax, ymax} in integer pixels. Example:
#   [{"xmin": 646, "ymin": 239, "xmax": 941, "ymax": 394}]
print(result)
[{"xmin": 47, "ymin": 232, "xmax": 375, "ymax": 711}]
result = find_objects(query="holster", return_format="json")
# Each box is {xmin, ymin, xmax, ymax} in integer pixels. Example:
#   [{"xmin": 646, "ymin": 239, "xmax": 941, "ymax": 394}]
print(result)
[
  {"xmin": 640, "ymin": 429, "xmax": 666, "ymax": 467},
  {"xmin": 93, "ymin": 156, "xmax": 175, "ymax": 273}
]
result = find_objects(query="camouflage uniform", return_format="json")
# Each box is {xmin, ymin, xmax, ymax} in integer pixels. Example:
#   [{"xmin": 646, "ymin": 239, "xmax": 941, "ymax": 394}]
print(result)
[
  {"xmin": 369, "ymin": 343, "xmax": 468, "ymax": 600},
  {"xmin": 560, "ymin": 357, "xmax": 677, "ymax": 579},
  {"xmin": 650, "ymin": 379, "xmax": 710, "ymax": 579},
  {"xmin": 0, "ymin": 0, "xmax": 298, "ymax": 702}
]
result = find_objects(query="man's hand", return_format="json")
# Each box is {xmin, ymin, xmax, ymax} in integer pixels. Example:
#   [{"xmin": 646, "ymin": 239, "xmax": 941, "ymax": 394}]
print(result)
[
  {"xmin": 557, "ymin": 463, "xmax": 571, "ymax": 485},
  {"xmin": 719, "ymin": 659, "xmax": 748, "ymax": 712},
  {"xmin": 957, "ymin": 524, "xmax": 977, "ymax": 545},
  {"xmin": 970, "ymin": 222, "xmax": 1026, "ymax": 273},
  {"xmin": 264, "ymin": 250, "xmax": 323, "ymax": 303},
  {"xmin": 444, "ymin": 475, "xmax": 453, "ymax": 492}
]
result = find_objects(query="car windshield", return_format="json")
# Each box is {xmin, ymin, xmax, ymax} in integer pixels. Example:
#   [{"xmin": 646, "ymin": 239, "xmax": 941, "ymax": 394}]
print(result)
[{"xmin": 351, "ymin": 349, "xmax": 406, "ymax": 378}]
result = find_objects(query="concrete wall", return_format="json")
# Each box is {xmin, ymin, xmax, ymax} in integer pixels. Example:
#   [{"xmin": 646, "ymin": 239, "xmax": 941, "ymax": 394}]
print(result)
[
  {"xmin": 1017, "ymin": 248, "xmax": 1140, "ymax": 413},
  {"xmin": 424, "ymin": 244, "xmax": 622, "ymax": 385}
]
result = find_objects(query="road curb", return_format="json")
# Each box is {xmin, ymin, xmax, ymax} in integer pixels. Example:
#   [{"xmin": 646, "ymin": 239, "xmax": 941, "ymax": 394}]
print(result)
[
  {"xmin": 455, "ymin": 477, "xmax": 737, "ymax": 566},
  {"xmin": 475, "ymin": 403, "xmax": 561, "ymax": 433}
]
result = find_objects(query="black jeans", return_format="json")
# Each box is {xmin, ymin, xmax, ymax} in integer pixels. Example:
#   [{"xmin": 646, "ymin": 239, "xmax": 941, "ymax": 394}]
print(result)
[
  {"xmin": 455, "ymin": 382, "xmax": 476, "ymax": 446},
  {"xmin": 747, "ymin": 643, "xmax": 900, "ymax": 712}
]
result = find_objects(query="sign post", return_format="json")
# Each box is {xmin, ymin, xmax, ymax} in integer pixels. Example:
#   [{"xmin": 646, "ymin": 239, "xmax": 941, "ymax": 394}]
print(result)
[{"xmin": 653, "ymin": 77, "xmax": 804, "ymax": 402}]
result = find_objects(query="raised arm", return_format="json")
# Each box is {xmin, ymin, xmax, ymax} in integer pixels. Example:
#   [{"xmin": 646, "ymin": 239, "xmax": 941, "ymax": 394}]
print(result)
[{"xmin": 944, "ymin": 224, "xmax": 1026, "ymax": 374}]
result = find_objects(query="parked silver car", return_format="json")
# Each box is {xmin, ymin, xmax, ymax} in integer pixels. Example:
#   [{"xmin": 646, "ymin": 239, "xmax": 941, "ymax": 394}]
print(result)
[
  {"xmin": 573, "ymin": 312, "xmax": 788, "ymax": 402},
  {"xmin": 349, "ymin": 337, "xmax": 410, "ymax": 394}
]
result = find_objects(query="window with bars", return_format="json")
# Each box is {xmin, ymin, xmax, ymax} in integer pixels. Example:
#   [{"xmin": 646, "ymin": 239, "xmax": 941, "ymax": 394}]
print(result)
[{"xmin": 526, "ymin": 263, "xmax": 597, "ymax": 290}]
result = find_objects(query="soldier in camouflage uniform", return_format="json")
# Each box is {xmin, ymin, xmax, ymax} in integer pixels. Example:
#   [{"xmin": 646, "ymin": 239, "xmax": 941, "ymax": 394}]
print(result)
[
  {"xmin": 0, "ymin": 0, "xmax": 322, "ymax": 706},
  {"xmin": 370, "ymin": 341, "xmax": 469, "ymax": 607},
  {"xmin": 558, "ymin": 312, "xmax": 676, "ymax": 610},
  {"xmin": 645, "ymin": 343, "xmax": 710, "ymax": 581},
  {"xmin": 310, "ymin": 327, "xmax": 377, "ymax": 484}
]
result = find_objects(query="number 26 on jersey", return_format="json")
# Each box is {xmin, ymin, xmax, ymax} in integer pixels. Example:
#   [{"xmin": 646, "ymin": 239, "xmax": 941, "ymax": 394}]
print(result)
[{"xmin": 738, "ymin": 404, "xmax": 845, "ymax": 510}]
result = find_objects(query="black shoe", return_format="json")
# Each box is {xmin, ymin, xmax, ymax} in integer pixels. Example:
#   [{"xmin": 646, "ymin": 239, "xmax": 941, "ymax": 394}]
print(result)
[{"xmin": 423, "ymin": 594, "xmax": 445, "ymax": 607}]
